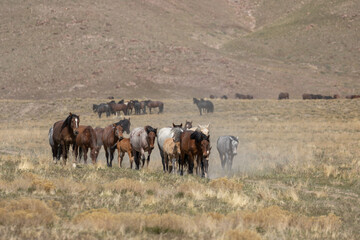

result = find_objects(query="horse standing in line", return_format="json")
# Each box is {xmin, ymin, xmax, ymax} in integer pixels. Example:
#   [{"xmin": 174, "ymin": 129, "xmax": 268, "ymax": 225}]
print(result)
[
  {"xmin": 157, "ymin": 123, "xmax": 183, "ymax": 172},
  {"xmin": 116, "ymin": 138, "xmax": 134, "ymax": 168},
  {"xmin": 130, "ymin": 126, "xmax": 157, "ymax": 169},
  {"xmin": 94, "ymin": 127, "xmax": 104, "ymax": 150},
  {"xmin": 188, "ymin": 123, "xmax": 210, "ymax": 136},
  {"xmin": 163, "ymin": 138, "xmax": 181, "ymax": 173},
  {"xmin": 179, "ymin": 131, "xmax": 211, "ymax": 178},
  {"xmin": 74, "ymin": 125, "xmax": 100, "ymax": 164},
  {"xmin": 217, "ymin": 136, "xmax": 239, "ymax": 171},
  {"xmin": 49, "ymin": 113, "xmax": 80, "ymax": 165},
  {"xmin": 193, "ymin": 98, "xmax": 214, "ymax": 115},
  {"xmin": 115, "ymin": 118, "xmax": 131, "ymax": 134},
  {"xmin": 102, "ymin": 123, "xmax": 124, "ymax": 167},
  {"xmin": 146, "ymin": 100, "xmax": 164, "ymax": 114},
  {"xmin": 184, "ymin": 120, "xmax": 193, "ymax": 130},
  {"xmin": 108, "ymin": 102, "xmax": 128, "ymax": 116}
]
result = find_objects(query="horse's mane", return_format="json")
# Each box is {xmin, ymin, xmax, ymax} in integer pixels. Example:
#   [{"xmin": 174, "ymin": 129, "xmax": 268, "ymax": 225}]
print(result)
[
  {"xmin": 145, "ymin": 125, "xmax": 157, "ymax": 134},
  {"xmin": 116, "ymin": 118, "xmax": 130, "ymax": 127},
  {"xmin": 61, "ymin": 113, "xmax": 79, "ymax": 131},
  {"xmin": 190, "ymin": 131, "xmax": 209, "ymax": 143},
  {"xmin": 229, "ymin": 136, "xmax": 238, "ymax": 143}
]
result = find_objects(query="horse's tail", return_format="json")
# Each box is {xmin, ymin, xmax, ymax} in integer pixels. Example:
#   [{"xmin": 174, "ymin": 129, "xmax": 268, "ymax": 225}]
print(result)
[
  {"xmin": 48, "ymin": 126, "xmax": 54, "ymax": 147},
  {"xmin": 159, "ymin": 103, "xmax": 164, "ymax": 113}
]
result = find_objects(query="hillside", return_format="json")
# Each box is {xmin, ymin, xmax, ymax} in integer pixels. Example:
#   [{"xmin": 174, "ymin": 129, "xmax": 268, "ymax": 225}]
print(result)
[{"xmin": 1, "ymin": 0, "xmax": 359, "ymax": 99}]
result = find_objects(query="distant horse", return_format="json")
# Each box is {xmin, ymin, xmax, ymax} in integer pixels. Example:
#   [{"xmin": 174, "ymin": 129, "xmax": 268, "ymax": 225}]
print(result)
[
  {"xmin": 157, "ymin": 123, "xmax": 184, "ymax": 172},
  {"xmin": 130, "ymin": 126, "xmax": 157, "ymax": 169},
  {"xmin": 93, "ymin": 103, "xmax": 111, "ymax": 118},
  {"xmin": 278, "ymin": 92, "xmax": 289, "ymax": 100},
  {"xmin": 116, "ymin": 138, "xmax": 134, "ymax": 168},
  {"xmin": 49, "ymin": 113, "xmax": 80, "ymax": 165},
  {"xmin": 74, "ymin": 125, "xmax": 100, "ymax": 164},
  {"xmin": 126, "ymin": 100, "xmax": 135, "ymax": 115},
  {"xmin": 302, "ymin": 93, "xmax": 313, "ymax": 100},
  {"xmin": 115, "ymin": 117, "xmax": 131, "ymax": 134},
  {"xmin": 108, "ymin": 102, "xmax": 128, "ymax": 116},
  {"xmin": 221, "ymin": 95, "xmax": 228, "ymax": 99},
  {"xmin": 180, "ymin": 131, "xmax": 210, "ymax": 178},
  {"xmin": 193, "ymin": 98, "xmax": 214, "ymax": 115},
  {"xmin": 102, "ymin": 123, "xmax": 124, "ymax": 167},
  {"xmin": 163, "ymin": 138, "xmax": 181, "ymax": 173},
  {"xmin": 235, "ymin": 93, "xmax": 253, "ymax": 99},
  {"xmin": 94, "ymin": 127, "xmax": 104, "ymax": 150},
  {"xmin": 217, "ymin": 136, "xmax": 239, "ymax": 171},
  {"xmin": 147, "ymin": 100, "xmax": 164, "ymax": 114}
]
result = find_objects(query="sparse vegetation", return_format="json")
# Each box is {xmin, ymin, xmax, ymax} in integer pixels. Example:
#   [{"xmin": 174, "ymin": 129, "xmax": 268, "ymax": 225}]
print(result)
[{"xmin": 0, "ymin": 98, "xmax": 359, "ymax": 239}]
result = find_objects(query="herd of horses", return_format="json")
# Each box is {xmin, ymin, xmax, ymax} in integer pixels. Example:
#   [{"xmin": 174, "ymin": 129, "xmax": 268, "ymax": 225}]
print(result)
[
  {"xmin": 209, "ymin": 93, "xmax": 360, "ymax": 100},
  {"xmin": 48, "ymin": 113, "xmax": 239, "ymax": 178},
  {"xmin": 93, "ymin": 99, "xmax": 164, "ymax": 118}
]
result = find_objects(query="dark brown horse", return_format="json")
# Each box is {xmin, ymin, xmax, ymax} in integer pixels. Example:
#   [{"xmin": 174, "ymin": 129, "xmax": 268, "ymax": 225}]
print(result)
[
  {"xmin": 108, "ymin": 102, "xmax": 128, "ymax": 116},
  {"xmin": 278, "ymin": 92, "xmax": 289, "ymax": 100},
  {"xmin": 146, "ymin": 100, "xmax": 164, "ymax": 114},
  {"xmin": 49, "ymin": 113, "xmax": 80, "ymax": 165},
  {"xmin": 102, "ymin": 123, "xmax": 124, "ymax": 167},
  {"xmin": 180, "ymin": 131, "xmax": 211, "ymax": 178},
  {"xmin": 74, "ymin": 125, "xmax": 100, "ymax": 164}
]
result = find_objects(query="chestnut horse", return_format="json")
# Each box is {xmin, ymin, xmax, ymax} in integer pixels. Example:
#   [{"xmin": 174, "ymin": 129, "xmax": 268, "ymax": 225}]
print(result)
[
  {"xmin": 146, "ymin": 101, "xmax": 164, "ymax": 114},
  {"xmin": 180, "ymin": 131, "xmax": 211, "ymax": 178},
  {"xmin": 116, "ymin": 138, "xmax": 134, "ymax": 168},
  {"xmin": 130, "ymin": 126, "xmax": 157, "ymax": 169},
  {"xmin": 49, "ymin": 113, "xmax": 80, "ymax": 165},
  {"xmin": 74, "ymin": 125, "xmax": 100, "ymax": 164},
  {"xmin": 108, "ymin": 102, "xmax": 128, "ymax": 116},
  {"xmin": 94, "ymin": 127, "xmax": 104, "ymax": 150},
  {"xmin": 102, "ymin": 123, "xmax": 124, "ymax": 167}
]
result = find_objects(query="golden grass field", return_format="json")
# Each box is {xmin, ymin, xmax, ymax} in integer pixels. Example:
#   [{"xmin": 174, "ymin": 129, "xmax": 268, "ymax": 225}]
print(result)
[{"xmin": 0, "ymin": 98, "xmax": 359, "ymax": 239}]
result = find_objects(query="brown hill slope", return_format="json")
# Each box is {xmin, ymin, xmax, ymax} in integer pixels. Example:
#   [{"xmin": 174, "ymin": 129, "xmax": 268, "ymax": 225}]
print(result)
[{"xmin": 0, "ymin": 0, "xmax": 359, "ymax": 99}]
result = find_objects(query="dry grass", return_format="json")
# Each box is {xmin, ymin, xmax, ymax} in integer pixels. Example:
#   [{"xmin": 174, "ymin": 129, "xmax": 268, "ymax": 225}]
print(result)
[{"xmin": 0, "ymin": 98, "xmax": 359, "ymax": 239}]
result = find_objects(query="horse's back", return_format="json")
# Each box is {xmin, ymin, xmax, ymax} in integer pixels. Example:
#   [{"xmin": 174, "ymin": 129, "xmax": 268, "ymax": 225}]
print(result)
[
  {"xmin": 217, "ymin": 136, "xmax": 230, "ymax": 153},
  {"xmin": 130, "ymin": 127, "xmax": 147, "ymax": 151},
  {"xmin": 157, "ymin": 127, "xmax": 172, "ymax": 151}
]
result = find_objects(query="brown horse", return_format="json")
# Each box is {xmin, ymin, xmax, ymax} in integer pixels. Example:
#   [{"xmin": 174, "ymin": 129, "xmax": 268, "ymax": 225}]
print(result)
[
  {"xmin": 278, "ymin": 92, "xmax": 289, "ymax": 100},
  {"xmin": 116, "ymin": 138, "xmax": 134, "ymax": 168},
  {"xmin": 94, "ymin": 127, "xmax": 104, "ymax": 150},
  {"xmin": 102, "ymin": 123, "xmax": 124, "ymax": 167},
  {"xmin": 180, "ymin": 131, "xmax": 211, "ymax": 178},
  {"xmin": 184, "ymin": 120, "xmax": 192, "ymax": 130},
  {"xmin": 163, "ymin": 138, "xmax": 181, "ymax": 173},
  {"xmin": 49, "ymin": 113, "xmax": 80, "ymax": 165},
  {"xmin": 108, "ymin": 102, "xmax": 128, "ymax": 116},
  {"xmin": 146, "ymin": 101, "xmax": 164, "ymax": 114},
  {"xmin": 74, "ymin": 125, "xmax": 100, "ymax": 164}
]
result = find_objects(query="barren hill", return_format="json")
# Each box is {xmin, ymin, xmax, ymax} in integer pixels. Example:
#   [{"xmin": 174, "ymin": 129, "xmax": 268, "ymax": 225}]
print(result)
[{"xmin": 1, "ymin": 0, "xmax": 359, "ymax": 99}]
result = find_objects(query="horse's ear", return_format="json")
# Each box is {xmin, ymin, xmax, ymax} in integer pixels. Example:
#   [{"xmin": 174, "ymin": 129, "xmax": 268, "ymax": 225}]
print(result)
[
  {"xmin": 69, "ymin": 112, "xmax": 72, "ymax": 116},
  {"xmin": 172, "ymin": 123, "xmax": 176, "ymax": 127},
  {"xmin": 155, "ymin": 128, "xmax": 158, "ymax": 135},
  {"xmin": 180, "ymin": 123, "xmax": 183, "ymax": 128},
  {"xmin": 236, "ymin": 136, "xmax": 239, "ymax": 141},
  {"xmin": 112, "ymin": 123, "xmax": 116, "ymax": 127}
]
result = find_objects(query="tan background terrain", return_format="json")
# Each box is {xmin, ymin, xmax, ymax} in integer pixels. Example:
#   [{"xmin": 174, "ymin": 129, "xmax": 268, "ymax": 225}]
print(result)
[{"xmin": 1, "ymin": 0, "xmax": 359, "ymax": 99}]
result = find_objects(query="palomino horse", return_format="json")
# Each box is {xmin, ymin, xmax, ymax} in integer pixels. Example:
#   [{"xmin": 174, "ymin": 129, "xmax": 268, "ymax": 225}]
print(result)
[
  {"xmin": 180, "ymin": 131, "xmax": 211, "ymax": 178},
  {"xmin": 49, "ymin": 113, "xmax": 80, "ymax": 165},
  {"xmin": 157, "ymin": 123, "xmax": 183, "ymax": 172},
  {"xmin": 146, "ymin": 100, "xmax": 164, "ymax": 114},
  {"xmin": 130, "ymin": 126, "xmax": 157, "ymax": 169},
  {"xmin": 116, "ymin": 138, "xmax": 133, "ymax": 168},
  {"xmin": 188, "ymin": 123, "xmax": 210, "ymax": 136},
  {"xmin": 217, "ymin": 136, "xmax": 239, "ymax": 171},
  {"xmin": 74, "ymin": 125, "xmax": 100, "ymax": 164},
  {"xmin": 102, "ymin": 123, "xmax": 124, "ymax": 167}
]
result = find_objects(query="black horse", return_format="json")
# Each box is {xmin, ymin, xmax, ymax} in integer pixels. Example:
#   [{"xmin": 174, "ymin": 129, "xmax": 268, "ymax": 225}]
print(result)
[
  {"xmin": 115, "ymin": 118, "xmax": 131, "ymax": 134},
  {"xmin": 193, "ymin": 98, "xmax": 214, "ymax": 115},
  {"xmin": 93, "ymin": 103, "xmax": 111, "ymax": 118}
]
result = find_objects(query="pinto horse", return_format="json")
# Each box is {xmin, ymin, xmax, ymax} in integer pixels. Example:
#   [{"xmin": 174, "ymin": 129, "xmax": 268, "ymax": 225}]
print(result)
[
  {"xmin": 102, "ymin": 123, "xmax": 124, "ymax": 167},
  {"xmin": 180, "ymin": 131, "xmax": 211, "ymax": 178},
  {"xmin": 74, "ymin": 125, "xmax": 100, "ymax": 164},
  {"xmin": 130, "ymin": 126, "xmax": 157, "ymax": 169},
  {"xmin": 146, "ymin": 101, "xmax": 164, "ymax": 114},
  {"xmin": 49, "ymin": 113, "xmax": 80, "ymax": 165}
]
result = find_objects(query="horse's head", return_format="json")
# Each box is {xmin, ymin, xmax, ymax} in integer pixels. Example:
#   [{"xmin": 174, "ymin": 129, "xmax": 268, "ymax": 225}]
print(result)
[
  {"xmin": 198, "ymin": 124, "xmax": 210, "ymax": 136},
  {"xmin": 231, "ymin": 136, "xmax": 239, "ymax": 155},
  {"xmin": 69, "ymin": 113, "xmax": 80, "ymax": 135},
  {"xmin": 184, "ymin": 120, "xmax": 192, "ymax": 130},
  {"xmin": 113, "ymin": 123, "xmax": 124, "ymax": 139},
  {"xmin": 90, "ymin": 146, "xmax": 100, "ymax": 163},
  {"xmin": 145, "ymin": 126, "xmax": 157, "ymax": 150}
]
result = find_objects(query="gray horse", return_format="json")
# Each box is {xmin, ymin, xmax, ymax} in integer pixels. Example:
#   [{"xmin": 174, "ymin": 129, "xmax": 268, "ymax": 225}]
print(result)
[
  {"xmin": 130, "ymin": 126, "xmax": 157, "ymax": 169},
  {"xmin": 157, "ymin": 123, "xmax": 183, "ymax": 172},
  {"xmin": 217, "ymin": 136, "xmax": 239, "ymax": 171}
]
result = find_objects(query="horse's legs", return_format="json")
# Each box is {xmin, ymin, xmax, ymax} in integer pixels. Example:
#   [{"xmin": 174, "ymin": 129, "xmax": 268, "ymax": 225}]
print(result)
[
  {"xmin": 133, "ymin": 150, "xmax": 140, "ymax": 170},
  {"xmin": 51, "ymin": 146, "xmax": 57, "ymax": 164},
  {"xmin": 219, "ymin": 153, "xmax": 225, "ymax": 169},
  {"xmin": 119, "ymin": 151, "xmax": 125, "ymax": 168},
  {"xmin": 198, "ymin": 106, "xmax": 202, "ymax": 116},
  {"xmin": 83, "ymin": 147, "xmax": 88, "ymax": 164},
  {"xmin": 104, "ymin": 147, "xmax": 110, "ymax": 167},
  {"xmin": 188, "ymin": 153, "xmax": 194, "ymax": 174},
  {"xmin": 109, "ymin": 148, "xmax": 114, "ymax": 167},
  {"xmin": 180, "ymin": 153, "xmax": 185, "ymax": 176},
  {"xmin": 229, "ymin": 154, "xmax": 234, "ymax": 171},
  {"xmin": 128, "ymin": 150, "xmax": 134, "ymax": 169},
  {"xmin": 158, "ymin": 146, "xmax": 165, "ymax": 172}
]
